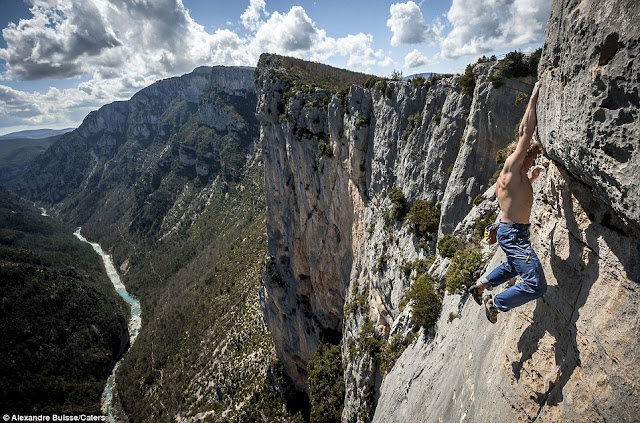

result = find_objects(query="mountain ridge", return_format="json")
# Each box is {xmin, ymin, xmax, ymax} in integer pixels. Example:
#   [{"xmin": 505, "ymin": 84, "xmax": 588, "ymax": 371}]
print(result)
[
  {"xmin": 9, "ymin": 65, "xmax": 295, "ymax": 421},
  {"xmin": 0, "ymin": 128, "xmax": 74, "ymax": 140}
]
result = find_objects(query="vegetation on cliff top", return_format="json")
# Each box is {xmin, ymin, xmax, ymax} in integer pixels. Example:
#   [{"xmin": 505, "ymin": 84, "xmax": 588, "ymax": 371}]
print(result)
[
  {"xmin": 489, "ymin": 49, "xmax": 542, "ymax": 87},
  {"xmin": 261, "ymin": 53, "xmax": 375, "ymax": 92}
]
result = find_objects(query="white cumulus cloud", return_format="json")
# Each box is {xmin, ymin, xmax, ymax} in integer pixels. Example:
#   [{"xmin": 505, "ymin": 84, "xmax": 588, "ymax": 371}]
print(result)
[
  {"xmin": 0, "ymin": 0, "xmax": 257, "ymax": 132},
  {"xmin": 404, "ymin": 49, "xmax": 437, "ymax": 68},
  {"xmin": 251, "ymin": 6, "xmax": 392, "ymax": 71},
  {"xmin": 387, "ymin": 1, "xmax": 438, "ymax": 46},
  {"xmin": 0, "ymin": 0, "xmax": 395, "ymax": 133},
  {"xmin": 254, "ymin": 6, "xmax": 319, "ymax": 53},
  {"xmin": 240, "ymin": 0, "xmax": 267, "ymax": 30},
  {"xmin": 441, "ymin": 0, "xmax": 552, "ymax": 59}
]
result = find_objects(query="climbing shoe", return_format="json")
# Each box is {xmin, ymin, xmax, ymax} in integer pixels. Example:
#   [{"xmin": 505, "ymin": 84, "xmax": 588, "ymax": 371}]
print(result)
[
  {"xmin": 484, "ymin": 295, "xmax": 499, "ymax": 324},
  {"xmin": 468, "ymin": 284, "xmax": 482, "ymax": 305}
]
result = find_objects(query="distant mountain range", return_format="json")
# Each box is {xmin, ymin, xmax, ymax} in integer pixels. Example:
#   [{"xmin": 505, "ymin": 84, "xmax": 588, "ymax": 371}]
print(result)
[
  {"xmin": 0, "ymin": 128, "xmax": 75, "ymax": 183},
  {"xmin": 0, "ymin": 128, "xmax": 75, "ymax": 140},
  {"xmin": 403, "ymin": 72, "xmax": 441, "ymax": 81}
]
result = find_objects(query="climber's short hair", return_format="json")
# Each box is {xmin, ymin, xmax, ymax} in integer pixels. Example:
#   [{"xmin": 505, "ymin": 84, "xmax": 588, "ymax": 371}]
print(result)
[{"xmin": 505, "ymin": 140, "xmax": 544, "ymax": 158}]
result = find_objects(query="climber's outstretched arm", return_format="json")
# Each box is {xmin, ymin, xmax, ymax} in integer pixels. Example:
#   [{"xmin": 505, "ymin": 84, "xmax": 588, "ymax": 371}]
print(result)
[{"xmin": 504, "ymin": 81, "xmax": 541, "ymax": 172}]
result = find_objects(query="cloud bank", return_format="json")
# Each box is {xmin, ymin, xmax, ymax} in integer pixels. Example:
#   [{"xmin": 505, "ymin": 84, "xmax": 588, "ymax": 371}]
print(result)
[
  {"xmin": 441, "ymin": 0, "xmax": 552, "ymax": 59},
  {"xmin": 0, "ymin": 0, "xmax": 551, "ymax": 133},
  {"xmin": 0, "ymin": 0, "xmax": 391, "ymax": 133},
  {"xmin": 387, "ymin": 1, "xmax": 439, "ymax": 46}
]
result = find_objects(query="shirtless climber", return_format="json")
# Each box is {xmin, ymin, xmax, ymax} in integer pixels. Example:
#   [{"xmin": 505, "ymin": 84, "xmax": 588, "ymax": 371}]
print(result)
[{"xmin": 468, "ymin": 80, "xmax": 547, "ymax": 323}]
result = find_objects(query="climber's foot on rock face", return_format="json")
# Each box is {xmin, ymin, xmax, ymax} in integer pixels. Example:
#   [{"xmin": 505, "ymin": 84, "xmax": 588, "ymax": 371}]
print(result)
[
  {"xmin": 484, "ymin": 295, "xmax": 499, "ymax": 324},
  {"xmin": 468, "ymin": 284, "xmax": 483, "ymax": 305}
]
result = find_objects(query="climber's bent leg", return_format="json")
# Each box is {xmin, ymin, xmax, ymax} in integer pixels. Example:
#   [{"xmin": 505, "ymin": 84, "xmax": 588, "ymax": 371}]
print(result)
[
  {"xmin": 492, "ymin": 226, "xmax": 546, "ymax": 312},
  {"xmin": 475, "ymin": 223, "xmax": 547, "ymax": 312},
  {"xmin": 479, "ymin": 261, "xmax": 518, "ymax": 289}
]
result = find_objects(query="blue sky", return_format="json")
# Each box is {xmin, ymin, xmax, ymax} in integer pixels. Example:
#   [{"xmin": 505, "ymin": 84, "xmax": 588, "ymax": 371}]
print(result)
[{"xmin": 0, "ymin": 0, "xmax": 552, "ymax": 135}]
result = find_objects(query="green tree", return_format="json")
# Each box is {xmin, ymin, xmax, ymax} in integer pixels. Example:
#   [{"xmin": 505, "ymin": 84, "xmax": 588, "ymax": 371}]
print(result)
[
  {"xmin": 445, "ymin": 248, "xmax": 485, "ymax": 293},
  {"xmin": 489, "ymin": 50, "xmax": 539, "ymax": 87},
  {"xmin": 388, "ymin": 188, "xmax": 408, "ymax": 221},
  {"xmin": 406, "ymin": 199, "xmax": 440, "ymax": 239},
  {"xmin": 458, "ymin": 64, "xmax": 476, "ymax": 96},
  {"xmin": 437, "ymin": 234, "xmax": 462, "ymax": 258},
  {"xmin": 308, "ymin": 342, "xmax": 345, "ymax": 423},
  {"xmin": 406, "ymin": 111, "xmax": 421, "ymax": 136},
  {"xmin": 407, "ymin": 272, "xmax": 442, "ymax": 330}
]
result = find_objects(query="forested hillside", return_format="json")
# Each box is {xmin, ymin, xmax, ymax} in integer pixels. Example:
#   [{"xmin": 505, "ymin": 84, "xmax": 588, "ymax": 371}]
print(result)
[{"xmin": 0, "ymin": 187, "xmax": 128, "ymax": 413}]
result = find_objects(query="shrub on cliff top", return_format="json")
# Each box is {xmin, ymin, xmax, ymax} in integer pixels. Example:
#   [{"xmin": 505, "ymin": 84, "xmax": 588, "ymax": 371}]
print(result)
[
  {"xmin": 390, "ymin": 69, "xmax": 403, "ymax": 81},
  {"xmin": 275, "ymin": 54, "xmax": 374, "ymax": 91},
  {"xmin": 458, "ymin": 64, "xmax": 476, "ymax": 96},
  {"xmin": 489, "ymin": 49, "xmax": 541, "ymax": 88}
]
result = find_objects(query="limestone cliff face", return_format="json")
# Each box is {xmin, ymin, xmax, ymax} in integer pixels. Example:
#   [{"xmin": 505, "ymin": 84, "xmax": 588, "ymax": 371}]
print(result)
[
  {"xmin": 537, "ymin": 0, "xmax": 640, "ymax": 232},
  {"xmin": 15, "ymin": 66, "xmax": 257, "ymax": 206},
  {"xmin": 255, "ymin": 56, "xmax": 532, "ymax": 408},
  {"xmin": 257, "ymin": 0, "xmax": 639, "ymax": 421},
  {"xmin": 439, "ymin": 76, "xmax": 534, "ymax": 235},
  {"xmin": 373, "ymin": 161, "xmax": 640, "ymax": 422}
]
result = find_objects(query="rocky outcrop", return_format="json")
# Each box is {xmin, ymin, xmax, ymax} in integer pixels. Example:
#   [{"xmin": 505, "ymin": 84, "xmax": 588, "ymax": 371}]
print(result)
[
  {"xmin": 537, "ymin": 0, "xmax": 640, "ymax": 232},
  {"xmin": 373, "ymin": 161, "xmax": 640, "ymax": 422},
  {"xmin": 375, "ymin": 0, "xmax": 640, "ymax": 421},
  {"xmin": 257, "ymin": 0, "xmax": 639, "ymax": 421}
]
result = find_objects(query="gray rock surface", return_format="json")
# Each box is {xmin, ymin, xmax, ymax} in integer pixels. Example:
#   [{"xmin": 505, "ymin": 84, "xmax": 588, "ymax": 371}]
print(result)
[
  {"xmin": 537, "ymin": 0, "xmax": 640, "ymax": 232},
  {"xmin": 255, "ymin": 54, "xmax": 536, "ymax": 419},
  {"xmin": 373, "ymin": 162, "xmax": 640, "ymax": 423},
  {"xmin": 440, "ymin": 71, "xmax": 534, "ymax": 235},
  {"xmin": 15, "ymin": 66, "xmax": 257, "ymax": 207},
  {"xmin": 373, "ymin": 0, "xmax": 640, "ymax": 422}
]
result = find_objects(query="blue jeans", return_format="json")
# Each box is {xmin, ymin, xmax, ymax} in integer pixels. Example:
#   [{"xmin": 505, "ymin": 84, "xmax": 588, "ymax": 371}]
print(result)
[{"xmin": 480, "ymin": 222, "xmax": 547, "ymax": 312}]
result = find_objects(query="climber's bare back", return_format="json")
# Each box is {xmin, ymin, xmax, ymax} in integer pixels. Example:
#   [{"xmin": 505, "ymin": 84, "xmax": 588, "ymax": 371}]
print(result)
[
  {"xmin": 495, "ymin": 80, "xmax": 543, "ymax": 225},
  {"xmin": 496, "ymin": 164, "xmax": 534, "ymax": 224}
]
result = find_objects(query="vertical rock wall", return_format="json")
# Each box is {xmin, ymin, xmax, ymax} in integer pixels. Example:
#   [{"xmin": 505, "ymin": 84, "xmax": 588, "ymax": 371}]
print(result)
[
  {"xmin": 257, "ymin": 0, "xmax": 640, "ymax": 415},
  {"xmin": 255, "ymin": 54, "xmax": 533, "ymax": 418},
  {"xmin": 538, "ymin": 0, "xmax": 640, "ymax": 230},
  {"xmin": 373, "ymin": 162, "xmax": 640, "ymax": 422}
]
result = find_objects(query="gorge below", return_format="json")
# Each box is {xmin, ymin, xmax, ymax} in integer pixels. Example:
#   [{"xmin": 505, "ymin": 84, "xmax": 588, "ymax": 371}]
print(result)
[{"xmin": 74, "ymin": 228, "xmax": 141, "ymax": 422}]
